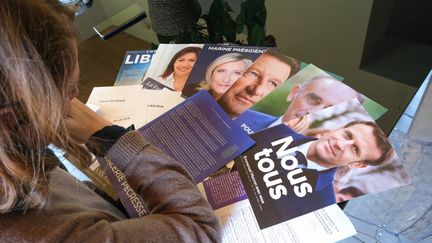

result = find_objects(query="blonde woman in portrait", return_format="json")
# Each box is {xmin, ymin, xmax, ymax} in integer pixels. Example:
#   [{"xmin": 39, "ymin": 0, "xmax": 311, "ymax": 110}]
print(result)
[{"xmin": 183, "ymin": 53, "xmax": 253, "ymax": 99}]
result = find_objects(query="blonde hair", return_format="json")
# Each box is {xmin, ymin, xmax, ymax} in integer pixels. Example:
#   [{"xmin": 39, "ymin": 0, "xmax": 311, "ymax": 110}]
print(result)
[
  {"xmin": 204, "ymin": 52, "xmax": 253, "ymax": 84},
  {"xmin": 0, "ymin": 0, "xmax": 90, "ymax": 212}
]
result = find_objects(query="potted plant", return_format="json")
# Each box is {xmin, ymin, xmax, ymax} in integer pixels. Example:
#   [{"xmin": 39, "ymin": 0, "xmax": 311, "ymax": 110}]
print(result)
[{"xmin": 148, "ymin": 0, "xmax": 276, "ymax": 47}]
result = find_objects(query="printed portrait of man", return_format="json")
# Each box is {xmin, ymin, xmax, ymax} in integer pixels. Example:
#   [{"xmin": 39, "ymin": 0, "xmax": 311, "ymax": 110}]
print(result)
[
  {"xmin": 280, "ymin": 120, "xmax": 392, "ymax": 203},
  {"xmin": 238, "ymin": 120, "xmax": 393, "ymax": 228},
  {"xmin": 236, "ymin": 74, "xmax": 365, "ymax": 134},
  {"xmin": 217, "ymin": 50, "xmax": 301, "ymax": 118}
]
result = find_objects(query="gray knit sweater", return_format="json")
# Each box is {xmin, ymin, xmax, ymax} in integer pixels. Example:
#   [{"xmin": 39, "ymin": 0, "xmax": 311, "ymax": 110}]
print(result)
[{"xmin": 0, "ymin": 131, "xmax": 221, "ymax": 242}]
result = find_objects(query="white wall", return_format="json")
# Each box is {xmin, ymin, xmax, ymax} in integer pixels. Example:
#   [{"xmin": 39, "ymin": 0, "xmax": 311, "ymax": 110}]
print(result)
[{"xmin": 265, "ymin": 0, "xmax": 415, "ymax": 131}]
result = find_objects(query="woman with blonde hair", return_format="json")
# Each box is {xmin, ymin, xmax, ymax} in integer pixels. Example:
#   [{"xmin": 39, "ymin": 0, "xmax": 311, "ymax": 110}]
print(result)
[
  {"xmin": 183, "ymin": 52, "xmax": 253, "ymax": 99},
  {"xmin": 0, "ymin": 0, "xmax": 219, "ymax": 241}
]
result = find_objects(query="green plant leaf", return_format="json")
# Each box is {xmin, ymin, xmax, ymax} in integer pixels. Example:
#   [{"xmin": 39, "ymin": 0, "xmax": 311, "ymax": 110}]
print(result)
[
  {"xmin": 248, "ymin": 23, "xmax": 265, "ymax": 46},
  {"xmin": 167, "ymin": 0, "xmax": 269, "ymax": 45},
  {"xmin": 201, "ymin": 14, "xmax": 216, "ymax": 43},
  {"xmin": 236, "ymin": 0, "xmax": 267, "ymax": 44},
  {"xmin": 221, "ymin": 10, "xmax": 236, "ymax": 42},
  {"xmin": 178, "ymin": 30, "xmax": 193, "ymax": 43},
  {"xmin": 243, "ymin": 0, "xmax": 266, "ymax": 27},
  {"xmin": 208, "ymin": 0, "xmax": 225, "ymax": 42},
  {"xmin": 223, "ymin": 1, "xmax": 233, "ymax": 12},
  {"xmin": 208, "ymin": 0, "xmax": 236, "ymax": 43},
  {"xmin": 236, "ymin": 2, "xmax": 246, "ymax": 34},
  {"xmin": 157, "ymin": 34, "xmax": 174, "ymax": 44},
  {"xmin": 190, "ymin": 28, "xmax": 206, "ymax": 43}
]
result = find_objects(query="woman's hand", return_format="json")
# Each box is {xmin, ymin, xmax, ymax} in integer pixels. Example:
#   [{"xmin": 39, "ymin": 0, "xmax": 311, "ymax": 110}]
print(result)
[{"xmin": 65, "ymin": 98, "xmax": 112, "ymax": 143}]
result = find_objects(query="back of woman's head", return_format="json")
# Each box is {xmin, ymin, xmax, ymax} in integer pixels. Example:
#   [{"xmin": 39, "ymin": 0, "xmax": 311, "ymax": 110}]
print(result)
[{"xmin": 0, "ymin": 0, "xmax": 81, "ymax": 213}]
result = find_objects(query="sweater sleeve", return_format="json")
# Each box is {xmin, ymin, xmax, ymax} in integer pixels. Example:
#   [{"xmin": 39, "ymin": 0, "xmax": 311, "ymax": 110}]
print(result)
[
  {"xmin": 102, "ymin": 131, "xmax": 221, "ymax": 242},
  {"xmin": 0, "ymin": 130, "xmax": 221, "ymax": 242}
]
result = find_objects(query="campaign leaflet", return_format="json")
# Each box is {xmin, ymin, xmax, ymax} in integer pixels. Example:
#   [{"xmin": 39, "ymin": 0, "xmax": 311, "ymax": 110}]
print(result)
[
  {"xmin": 142, "ymin": 44, "xmax": 204, "ymax": 91},
  {"xmin": 114, "ymin": 50, "xmax": 156, "ymax": 86},
  {"xmin": 234, "ymin": 124, "xmax": 324, "ymax": 229},
  {"xmin": 198, "ymin": 171, "xmax": 356, "ymax": 242},
  {"xmin": 86, "ymin": 85, "xmax": 143, "ymax": 128},
  {"xmin": 216, "ymin": 50, "xmax": 303, "ymax": 119},
  {"xmin": 234, "ymin": 100, "xmax": 410, "ymax": 229},
  {"xmin": 138, "ymin": 90, "xmax": 255, "ymax": 182},
  {"xmin": 234, "ymin": 64, "xmax": 388, "ymax": 135},
  {"xmin": 182, "ymin": 44, "xmax": 269, "ymax": 99}
]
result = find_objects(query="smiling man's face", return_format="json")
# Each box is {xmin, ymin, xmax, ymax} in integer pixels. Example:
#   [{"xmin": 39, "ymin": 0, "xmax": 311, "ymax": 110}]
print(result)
[
  {"xmin": 217, "ymin": 53, "xmax": 292, "ymax": 118},
  {"xmin": 306, "ymin": 124, "xmax": 382, "ymax": 168}
]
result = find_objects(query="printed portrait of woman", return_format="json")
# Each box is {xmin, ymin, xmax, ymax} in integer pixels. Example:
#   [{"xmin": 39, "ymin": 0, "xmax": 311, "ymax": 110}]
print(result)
[
  {"xmin": 159, "ymin": 46, "xmax": 202, "ymax": 91},
  {"xmin": 183, "ymin": 53, "xmax": 253, "ymax": 100}
]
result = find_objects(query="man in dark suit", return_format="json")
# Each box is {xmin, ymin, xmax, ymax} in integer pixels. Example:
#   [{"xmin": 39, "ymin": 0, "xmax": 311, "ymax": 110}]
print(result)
[{"xmin": 236, "ymin": 120, "xmax": 393, "ymax": 228}]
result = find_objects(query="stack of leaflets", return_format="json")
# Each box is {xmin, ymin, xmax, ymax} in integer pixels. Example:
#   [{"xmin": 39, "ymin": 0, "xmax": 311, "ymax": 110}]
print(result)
[{"xmin": 81, "ymin": 43, "xmax": 411, "ymax": 242}]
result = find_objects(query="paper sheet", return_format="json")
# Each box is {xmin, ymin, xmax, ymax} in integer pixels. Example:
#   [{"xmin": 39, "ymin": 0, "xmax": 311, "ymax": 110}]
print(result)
[
  {"xmin": 86, "ymin": 85, "xmax": 142, "ymax": 127},
  {"xmin": 132, "ymin": 89, "xmax": 183, "ymax": 128},
  {"xmin": 86, "ymin": 86, "xmax": 184, "ymax": 129},
  {"xmin": 198, "ymin": 172, "xmax": 356, "ymax": 243}
]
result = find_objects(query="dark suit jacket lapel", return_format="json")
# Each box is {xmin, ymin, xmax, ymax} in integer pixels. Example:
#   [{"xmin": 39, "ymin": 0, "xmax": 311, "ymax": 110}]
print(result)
[{"xmin": 302, "ymin": 167, "xmax": 337, "ymax": 191}]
